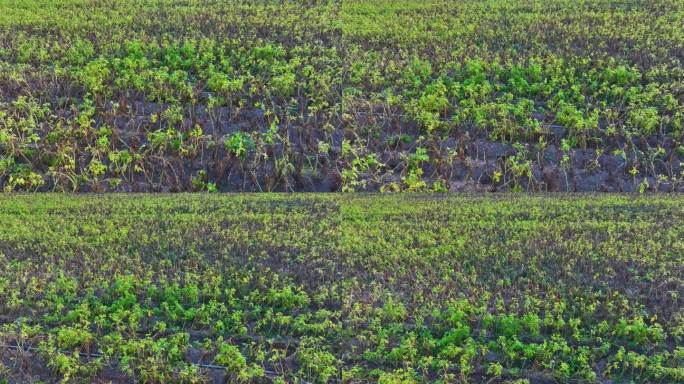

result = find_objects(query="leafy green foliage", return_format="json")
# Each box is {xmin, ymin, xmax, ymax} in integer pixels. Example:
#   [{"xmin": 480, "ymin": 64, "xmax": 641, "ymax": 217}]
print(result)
[
  {"xmin": 0, "ymin": 0, "xmax": 683, "ymax": 192},
  {"xmin": 0, "ymin": 195, "xmax": 683, "ymax": 382}
]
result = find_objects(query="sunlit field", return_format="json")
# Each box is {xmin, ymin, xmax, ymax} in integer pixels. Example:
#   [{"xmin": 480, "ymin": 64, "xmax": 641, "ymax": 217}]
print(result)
[
  {"xmin": 1, "ymin": 0, "xmax": 684, "ymax": 383},
  {"xmin": 1, "ymin": 0, "xmax": 683, "ymax": 193},
  {"xmin": 1, "ymin": 195, "xmax": 683, "ymax": 383}
]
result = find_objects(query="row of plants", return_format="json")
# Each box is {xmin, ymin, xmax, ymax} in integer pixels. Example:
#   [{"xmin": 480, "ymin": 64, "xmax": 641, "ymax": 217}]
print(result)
[
  {"xmin": 0, "ymin": 194, "xmax": 683, "ymax": 383},
  {"xmin": 0, "ymin": 0, "xmax": 683, "ymax": 191}
]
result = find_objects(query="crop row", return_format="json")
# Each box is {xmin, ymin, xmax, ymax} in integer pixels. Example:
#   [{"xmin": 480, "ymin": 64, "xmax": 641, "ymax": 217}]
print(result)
[
  {"xmin": 0, "ymin": 0, "xmax": 683, "ymax": 192},
  {"xmin": 0, "ymin": 194, "xmax": 683, "ymax": 382}
]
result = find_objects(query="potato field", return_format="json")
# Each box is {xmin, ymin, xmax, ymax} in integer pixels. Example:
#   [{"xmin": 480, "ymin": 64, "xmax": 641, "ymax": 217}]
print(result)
[{"xmin": 1, "ymin": 0, "xmax": 683, "ymax": 192}]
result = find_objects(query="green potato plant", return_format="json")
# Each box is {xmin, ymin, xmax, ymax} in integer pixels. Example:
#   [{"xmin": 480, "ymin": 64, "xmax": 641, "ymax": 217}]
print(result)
[{"xmin": 0, "ymin": 194, "xmax": 682, "ymax": 382}]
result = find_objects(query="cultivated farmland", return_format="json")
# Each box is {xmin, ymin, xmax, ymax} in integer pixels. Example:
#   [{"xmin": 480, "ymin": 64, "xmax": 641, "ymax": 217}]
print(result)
[
  {"xmin": 2, "ymin": 1, "xmax": 684, "ymax": 383},
  {"xmin": 0, "ymin": 195, "xmax": 683, "ymax": 383},
  {"xmin": 1, "ymin": 0, "xmax": 683, "ymax": 192}
]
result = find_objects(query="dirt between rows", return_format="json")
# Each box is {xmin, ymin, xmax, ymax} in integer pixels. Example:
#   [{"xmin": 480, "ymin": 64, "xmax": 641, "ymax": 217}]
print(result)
[{"xmin": 5, "ymin": 96, "xmax": 683, "ymax": 192}]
